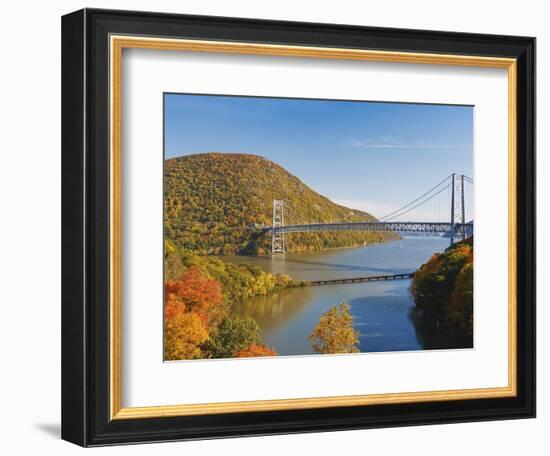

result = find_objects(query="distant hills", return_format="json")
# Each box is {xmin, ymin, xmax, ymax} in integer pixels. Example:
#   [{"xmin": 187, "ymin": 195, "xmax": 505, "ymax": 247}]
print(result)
[{"xmin": 164, "ymin": 153, "xmax": 397, "ymax": 255}]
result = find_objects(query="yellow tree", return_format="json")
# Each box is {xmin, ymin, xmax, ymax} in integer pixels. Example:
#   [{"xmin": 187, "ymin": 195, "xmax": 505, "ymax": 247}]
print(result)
[
  {"xmin": 164, "ymin": 312, "xmax": 209, "ymax": 360},
  {"xmin": 309, "ymin": 302, "xmax": 360, "ymax": 354}
]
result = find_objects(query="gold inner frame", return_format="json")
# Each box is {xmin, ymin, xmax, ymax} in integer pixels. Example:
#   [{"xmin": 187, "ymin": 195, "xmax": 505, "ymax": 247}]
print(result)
[{"xmin": 109, "ymin": 35, "xmax": 518, "ymax": 420}]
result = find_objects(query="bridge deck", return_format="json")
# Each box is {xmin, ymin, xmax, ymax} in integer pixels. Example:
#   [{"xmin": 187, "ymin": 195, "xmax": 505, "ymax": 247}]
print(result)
[
  {"xmin": 308, "ymin": 272, "xmax": 414, "ymax": 286},
  {"xmin": 264, "ymin": 221, "xmax": 473, "ymax": 236}
]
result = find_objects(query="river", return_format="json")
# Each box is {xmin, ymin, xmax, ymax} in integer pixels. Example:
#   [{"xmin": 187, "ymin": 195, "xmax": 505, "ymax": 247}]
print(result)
[{"xmin": 224, "ymin": 236, "xmax": 449, "ymax": 356}]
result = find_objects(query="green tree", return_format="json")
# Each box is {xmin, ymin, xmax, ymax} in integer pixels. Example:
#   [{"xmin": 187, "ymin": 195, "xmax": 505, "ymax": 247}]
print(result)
[
  {"xmin": 309, "ymin": 302, "xmax": 360, "ymax": 354},
  {"xmin": 204, "ymin": 315, "xmax": 262, "ymax": 358},
  {"xmin": 164, "ymin": 239, "xmax": 185, "ymax": 280}
]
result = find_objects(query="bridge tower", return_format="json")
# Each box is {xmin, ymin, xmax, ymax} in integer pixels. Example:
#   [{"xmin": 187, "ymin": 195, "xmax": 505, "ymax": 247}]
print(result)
[
  {"xmin": 450, "ymin": 173, "xmax": 466, "ymax": 245},
  {"xmin": 271, "ymin": 200, "xmax": 286, "ymax": 254}
]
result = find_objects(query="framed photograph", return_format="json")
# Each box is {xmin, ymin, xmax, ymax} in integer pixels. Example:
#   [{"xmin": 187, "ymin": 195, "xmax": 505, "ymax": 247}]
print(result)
[{"xmin": 62, "ymin": 8, "xmax": 535, "ymax": 446}]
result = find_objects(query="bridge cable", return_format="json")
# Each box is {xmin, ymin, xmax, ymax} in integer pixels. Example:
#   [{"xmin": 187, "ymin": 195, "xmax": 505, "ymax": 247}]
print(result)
[
  {"xmin": 381, "ymin": 183, "xmax": 453, "ymax": 221},
  {"xmin": 378, "ymin": 174, "xmax": 452, "ymax": 221}
]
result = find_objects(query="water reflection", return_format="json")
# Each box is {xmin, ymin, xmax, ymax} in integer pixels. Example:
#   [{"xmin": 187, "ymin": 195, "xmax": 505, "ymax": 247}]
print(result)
[
  {"xmin": 409, "ymin": 310, "xmax": 474, "ymax": 350},
  {"xmin": 231, "ymin": 286, "xmax": 316, "ymax": 334}
]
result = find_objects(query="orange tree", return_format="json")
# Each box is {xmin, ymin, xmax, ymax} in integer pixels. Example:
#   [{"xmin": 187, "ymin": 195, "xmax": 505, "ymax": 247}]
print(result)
[
  {"xmin": 164, "ymin": 266, "xmax": 224, "ymax": 329},
  {"xmin": 233, "ymin": 344, "xmax": 277, "ymax": 358},
  {"xmin": 164, "ymin": 267, "xmax": 224, "ymax": 360}
]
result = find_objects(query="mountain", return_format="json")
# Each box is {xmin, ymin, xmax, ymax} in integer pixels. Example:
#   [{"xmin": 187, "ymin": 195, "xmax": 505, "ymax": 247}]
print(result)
[{"xmin": 164, "ymin": 153, "xmax": 397, "ymax": 255}]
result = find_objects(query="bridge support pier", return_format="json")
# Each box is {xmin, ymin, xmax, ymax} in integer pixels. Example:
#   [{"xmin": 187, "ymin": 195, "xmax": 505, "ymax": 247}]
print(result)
[
  {"xmin": 271, "ymin": 199, "xmax": 286, "ymax": 254},
  {"xmin": 450, "ymin": 173, "xmax": 466, "ymax": 246}
]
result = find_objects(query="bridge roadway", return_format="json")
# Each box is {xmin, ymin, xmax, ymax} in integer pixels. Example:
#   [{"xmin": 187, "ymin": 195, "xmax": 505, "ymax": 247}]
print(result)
[{"xmin": 263, "ymin": 221, "xmax": 473, "ymax": 237}]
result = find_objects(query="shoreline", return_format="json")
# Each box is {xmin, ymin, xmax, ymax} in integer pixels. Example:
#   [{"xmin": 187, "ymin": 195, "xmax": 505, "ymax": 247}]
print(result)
[{"xmin": 212, "ymin": 235, "xmax": 401, "ymax": 259}]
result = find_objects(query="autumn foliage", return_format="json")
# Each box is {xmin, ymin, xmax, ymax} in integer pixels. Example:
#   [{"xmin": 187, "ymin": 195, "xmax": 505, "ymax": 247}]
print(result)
[
  {"xmin": 448, "ymin": 262, "xmax": 474, "ymax": 338},
  {"xmin": 164, "ymin": 265, "xmax": 278, "ymax": 360},
  {"xmin": 309, "ymin": 302, "xmax": 360, "ymax": 354},
  {"xmin": 164, "ymin": 267, "xmax": 223, "ymax": 328},
  {"xmin": 164, "ymin": 242, "xmax": 303, "ymax": 302},
  {"xmin": 164, "ymin": 312, "xmax": 209, "ymax": 361},
  {"xmin": 233, "ymin": 344, "xmax": 277, "ymax": 358},
  {"xmin": 410, "ymin": 237, "xmax": 473, "ymax": 348},
  {"xmin": 164, "ymin": 267, "xmax": 223, "ymax": 360}
]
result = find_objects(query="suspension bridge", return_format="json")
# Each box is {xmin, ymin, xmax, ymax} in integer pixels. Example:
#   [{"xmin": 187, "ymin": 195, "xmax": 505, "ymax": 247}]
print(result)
[{"xmin": 264, "ymin": 173, "xmax": 473, "ymax": 254}]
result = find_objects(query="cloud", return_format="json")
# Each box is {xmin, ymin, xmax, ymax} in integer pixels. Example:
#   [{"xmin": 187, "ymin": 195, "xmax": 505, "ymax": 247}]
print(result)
[{"xmin": 347, "ymin": 137, "xmax": 465, "ymax": 149}]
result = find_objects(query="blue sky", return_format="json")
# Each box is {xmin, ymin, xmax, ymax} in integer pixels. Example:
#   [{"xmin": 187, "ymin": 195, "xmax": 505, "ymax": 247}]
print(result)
[{"xmin": 164, "ymin": 94, "xmax": 473, "ymax": 220}]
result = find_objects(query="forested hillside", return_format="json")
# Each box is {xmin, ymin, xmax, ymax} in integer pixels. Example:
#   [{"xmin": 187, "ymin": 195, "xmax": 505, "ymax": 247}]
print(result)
[{"xmin": 165, "ymin": 153, "xmax": 396, "ymax": 255}]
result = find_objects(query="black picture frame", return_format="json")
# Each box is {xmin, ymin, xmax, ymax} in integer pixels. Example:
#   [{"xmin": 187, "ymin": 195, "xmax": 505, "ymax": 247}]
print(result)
[{"xmin": 62, "ymin": 8, "xmax": 536, "ymax": 447}]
